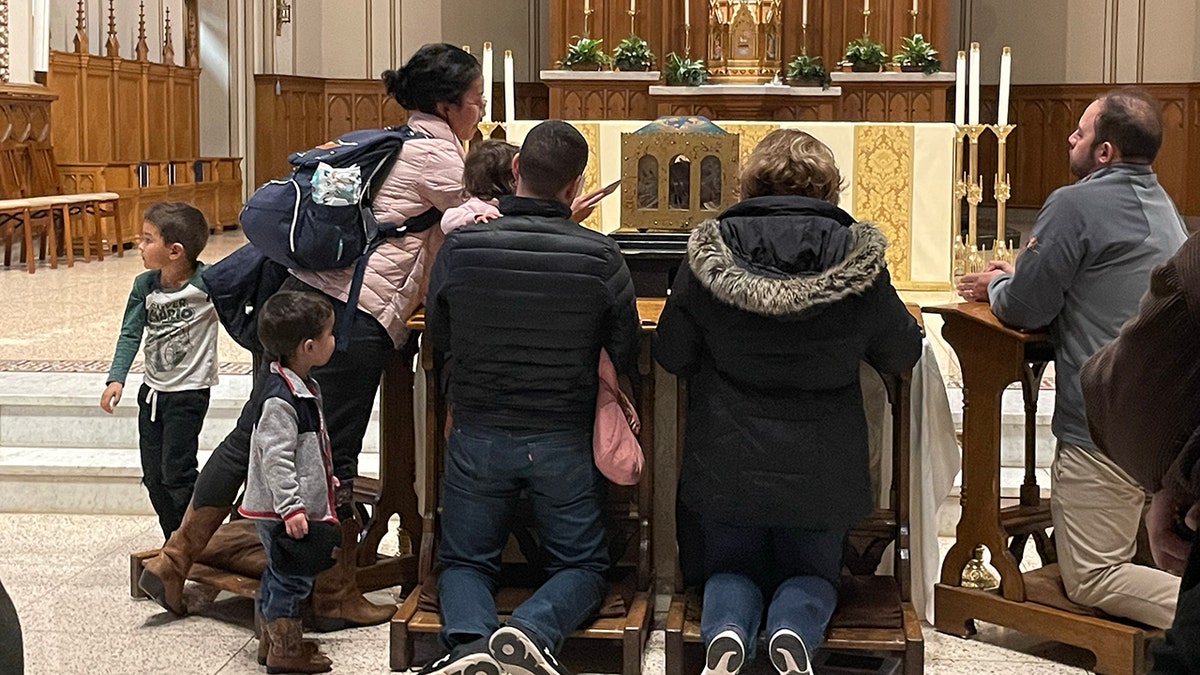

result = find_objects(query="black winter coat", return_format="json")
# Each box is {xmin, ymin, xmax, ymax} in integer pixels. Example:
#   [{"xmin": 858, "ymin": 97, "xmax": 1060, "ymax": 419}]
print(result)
[
  {"xmin": 426, "ymin": 195, "xmax": 641, "ymax": 431},
  {"xmin": 655, "ymin": 196, "xmax": 922, "ymax": 530}
]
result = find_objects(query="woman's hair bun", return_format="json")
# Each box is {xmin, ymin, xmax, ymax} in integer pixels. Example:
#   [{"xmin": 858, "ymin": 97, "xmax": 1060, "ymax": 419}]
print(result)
[{"xmin": 381, "ymin": 67, "xmax": 414, "ymax": 109}]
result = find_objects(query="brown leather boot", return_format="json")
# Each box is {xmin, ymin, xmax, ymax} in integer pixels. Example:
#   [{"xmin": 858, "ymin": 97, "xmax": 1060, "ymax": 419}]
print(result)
[
  {"xmin": 257, "ymin": 609, "xmax": 326, "ymax": 666},
  {"xmin": 264, "ymin": 617, "xmax": 331, "ymax": 674},
  {"xmin": 138, "ymin": 504, "xmax": 228, "ymax": 616},
  {"xmin": 308, "ymin": 516, "xmax": 396, "ymax": 631}
]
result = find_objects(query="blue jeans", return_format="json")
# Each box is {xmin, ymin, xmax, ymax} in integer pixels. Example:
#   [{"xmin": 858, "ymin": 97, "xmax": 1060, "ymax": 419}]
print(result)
[
  {"xmin": 437, "ymin": 423, "xmax": 609, "ymax": 654},
  {"xmin": 255, "ymin": 520, "xmax": 316, "ymax": 622},
  {"xmin": 698, "ymin": 521, "xmax": 845, "ymax": 660}
]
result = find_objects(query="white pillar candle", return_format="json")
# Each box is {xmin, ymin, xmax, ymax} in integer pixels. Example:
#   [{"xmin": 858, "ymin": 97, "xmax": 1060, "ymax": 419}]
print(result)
[
  {"xmin": 954, "ymin": 51, "xmax": 966, "ymax": 126},
  {"xmin": 968, "ymin": 42, "xmax": 980, "ymax": 126},
  {"xmin": 998, "ymin": 46, "xmax": 1012, "ymax": 126},
  {"xmin": 504, "ymin": 50, "xmax": 516, "ymax": 126},
  {"xmin": 482, "ymin": 42, "xmax": 494, "ymax": 123},
  {"xmin": 802, "ymin": 0, "xmax": 808, "ymax": 26}
]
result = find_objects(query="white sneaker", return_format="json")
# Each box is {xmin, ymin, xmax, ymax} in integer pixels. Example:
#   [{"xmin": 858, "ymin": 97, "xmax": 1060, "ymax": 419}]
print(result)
[
  {"xmin": 488, "ymin": 625, "xmax": 568, "ymax": 675},
  {"xmin": 701, "ymin": 630, "xmax": 745, "ymax": 675},
  {"xmin": 767, "ymin": 629, "xmax": 813, "ymax": 675}
]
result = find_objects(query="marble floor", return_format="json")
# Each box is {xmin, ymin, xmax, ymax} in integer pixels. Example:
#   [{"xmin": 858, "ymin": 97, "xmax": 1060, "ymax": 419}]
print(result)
[
  {"xmin": 0, "ymin": 231, "xmax": 252, "ymax": 367},
  {"xmin": 0, "ymin": 512, "xmax": 1104, "ymax": 675}
]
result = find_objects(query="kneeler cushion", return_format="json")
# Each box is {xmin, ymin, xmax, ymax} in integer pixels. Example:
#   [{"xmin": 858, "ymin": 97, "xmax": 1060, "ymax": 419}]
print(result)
[
  {"xmin": 827, "ymin": 575, "xmax": 903, "ymax": 629},
  {"xmin": 195, "ymin": 519, "xmax": 268, "ymax": 579},
  {"xmin": 682, "ymin": 574, "xmax": 904, "ymax": 631},
  {"xmin": 1022, "ymin": 564, "xmax": 1104, "ymax": 618},
  {"xmin": 417, "ymin": 564, "xmax": 637, "ymax": 618}
]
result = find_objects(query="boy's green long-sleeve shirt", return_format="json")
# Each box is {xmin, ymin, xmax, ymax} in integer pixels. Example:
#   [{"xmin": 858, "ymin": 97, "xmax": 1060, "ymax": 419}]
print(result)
[{"xmin": 106, "ymin": 264, "xmax": 219, "ymax": 392}]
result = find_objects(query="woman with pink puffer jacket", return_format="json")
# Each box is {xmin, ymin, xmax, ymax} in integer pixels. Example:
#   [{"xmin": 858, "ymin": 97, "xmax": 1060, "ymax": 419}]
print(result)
[{"xmin": 137, "ymin": 43, "xmax": 480, "ymax": 633}]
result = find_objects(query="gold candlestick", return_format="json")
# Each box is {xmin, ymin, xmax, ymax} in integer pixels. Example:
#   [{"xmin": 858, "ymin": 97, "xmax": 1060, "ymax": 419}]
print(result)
[
  {"xmin": 801, "ymin": 23, "xmax": 809, "ymax": 55},
  {"xmin": 862, "ymin": 9, "xmax": 871, "ymax": 37},
  {"xmin": 583, "ymin": 8, "xmax": 594, "ymax": 37},
  {"xmin": 685, "ymin": 23, "xmax": 692, "ymax": 57},
  {"xmin": 990, "ymin": 123, "xmax": 1016, "ymax": 258},
  {"xmin": 628, "ymin": 9, "xmax": 637, "ymax": 35},
  {"xmin": 964, "ymin": 124, "xmax": 986, "ymax": 248},
  {"xmin": 952, "ymin": 126, "xmax": 968, "ymax": 254},
  {"xmin": 909, "ymin": 8, "xmax": 918, "ymax": 36}
]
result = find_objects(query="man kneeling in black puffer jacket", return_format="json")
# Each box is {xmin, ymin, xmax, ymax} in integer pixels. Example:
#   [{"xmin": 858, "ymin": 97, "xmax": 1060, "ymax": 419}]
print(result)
[{"xmin": 421, "ymin": 120, "xmax": 642, "ymax": 675}]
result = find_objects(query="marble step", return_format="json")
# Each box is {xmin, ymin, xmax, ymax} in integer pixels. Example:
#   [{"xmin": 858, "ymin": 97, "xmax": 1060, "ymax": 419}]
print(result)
[
  {"xmin": 945, "ymin": 385, "xmax": 1057, "ymax": 469},
  {"xmin": 0, "ymin": 371, "xmax": 380, "ymax": 453},
  {"xmin": 0, "ymin": 446, "xmax": 381, "ymax": 514}
]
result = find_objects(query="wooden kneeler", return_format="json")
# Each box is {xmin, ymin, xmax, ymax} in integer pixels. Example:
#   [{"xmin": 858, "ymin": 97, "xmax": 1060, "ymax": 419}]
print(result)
[
  {"xmin": 665, "ymin": 370, "xmax": 924, "ymax": 675},
  {"xmin": 390, "ymin": 304, "xmax": 662, "ymax": 674},
  {"xmin": 927, "ymin": 303, "xmax": 1159, "ymax": 675}
]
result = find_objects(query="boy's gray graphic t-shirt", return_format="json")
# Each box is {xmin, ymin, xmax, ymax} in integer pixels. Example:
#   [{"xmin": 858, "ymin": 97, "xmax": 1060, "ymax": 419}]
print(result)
[{"xmin": 106, "ymin": 264, "xmax": 219, "ymax": 392}]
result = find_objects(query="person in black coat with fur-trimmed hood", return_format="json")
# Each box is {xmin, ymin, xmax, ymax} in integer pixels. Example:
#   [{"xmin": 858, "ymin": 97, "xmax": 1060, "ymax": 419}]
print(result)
[{"xmin": 655, "ymin": 129, "xmax": 922, "ymax": 675}]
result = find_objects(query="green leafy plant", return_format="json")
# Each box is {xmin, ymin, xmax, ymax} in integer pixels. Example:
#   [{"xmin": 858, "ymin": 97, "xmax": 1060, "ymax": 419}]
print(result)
[
  {"xmin": 612, "ymin": 34, "xmax": 655, "ymax": 72},
  {"xmin": 562, "ymin": 37, "xmax": 611, "ymax": 70},
  {"xmin": 843, "ymin": 37, "xmax": 889, "ymax": 72},
  {"xmin": 786, "ymin": 54, "xmax": 832, "ymax": 89},
  {"xmin": 664, "ymin": 52, "xmax": 707, "ymax": 86},
  {"xmin": 893, "ymin": 33, "xmax": 941, "ymax": 74}
]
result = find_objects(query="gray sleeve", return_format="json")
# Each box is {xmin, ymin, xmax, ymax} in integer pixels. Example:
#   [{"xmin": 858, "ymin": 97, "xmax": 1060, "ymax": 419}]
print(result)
[
  {"xmin": 988, "ymin": 192, "xmax": 1086, "ymax": 329},
  {"xmin": 254, "ymin": 397, "xmax": 306, "ymax": 518}
]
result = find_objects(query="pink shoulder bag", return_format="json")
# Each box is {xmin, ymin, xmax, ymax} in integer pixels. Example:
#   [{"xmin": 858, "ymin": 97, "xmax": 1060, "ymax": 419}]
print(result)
[{"xmin": 594, "ymin": 350, "xmax": 643, "ymax": 485}]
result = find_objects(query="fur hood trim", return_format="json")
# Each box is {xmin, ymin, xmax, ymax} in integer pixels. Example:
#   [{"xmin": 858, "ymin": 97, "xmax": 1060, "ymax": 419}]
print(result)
[{"xmin": 687, "ymin": 219, "xmax": 889, "ymax": 317}]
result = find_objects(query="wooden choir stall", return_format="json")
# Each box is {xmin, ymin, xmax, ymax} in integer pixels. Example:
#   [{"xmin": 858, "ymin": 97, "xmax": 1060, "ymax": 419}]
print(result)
[
  {"xmin": 927, "ymin": 302, "xmax": 1157, "ymax": 675},
  {"xmin": 47, "ymin": 0, "xmax": 243, "ymax": 255}
]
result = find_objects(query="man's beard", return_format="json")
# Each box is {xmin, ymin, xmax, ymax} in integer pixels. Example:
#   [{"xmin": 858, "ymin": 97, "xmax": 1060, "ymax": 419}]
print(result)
[{"xmin": 1070, "ymin": 142, "xmax": 1102, "ymax": 179}]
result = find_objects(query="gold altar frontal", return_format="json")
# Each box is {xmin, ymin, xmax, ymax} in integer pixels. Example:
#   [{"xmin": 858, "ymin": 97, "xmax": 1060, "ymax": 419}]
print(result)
[{"xmin": 505, "ymin": 119, "xmax": 957, "ymax": 292}]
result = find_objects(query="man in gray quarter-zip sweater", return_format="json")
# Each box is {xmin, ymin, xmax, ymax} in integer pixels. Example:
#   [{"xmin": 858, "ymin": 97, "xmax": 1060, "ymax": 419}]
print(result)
[{"xmin": 957, "ymin": 87, "xmax": 1187, "ymax": 628}]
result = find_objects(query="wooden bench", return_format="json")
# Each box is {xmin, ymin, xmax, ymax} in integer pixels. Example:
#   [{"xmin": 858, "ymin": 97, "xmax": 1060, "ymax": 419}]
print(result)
[{"xmin": 0, "ymin": 144, "xmax": 121, "ymax": 272}]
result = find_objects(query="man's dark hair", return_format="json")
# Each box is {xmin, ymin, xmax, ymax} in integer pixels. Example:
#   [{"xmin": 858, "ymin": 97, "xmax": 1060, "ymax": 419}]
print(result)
[
  {"xmin": 1093, "ymin": 87, "xmax": 1163, "ymax": 164},
  {"xmin": 381, "ymin": 43, "xmax": 481, "ymax": 114},
  {"xmin": 463, "ymin": 140, "xmax": 518, "ymax": 200},
  {"xmin": 144, "ymin": 201, "xmax": 209, "ymax": 265},
  {"xmin": 517, "ymin": 120, "xmax": 589, "ymax": 199},
  {"xmin": 257, "ymin": 291, "xmax": 334, "ymax": 364}
]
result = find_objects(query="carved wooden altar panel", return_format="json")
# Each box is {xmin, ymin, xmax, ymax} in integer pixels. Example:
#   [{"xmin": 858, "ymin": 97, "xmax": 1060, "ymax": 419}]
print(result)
[
  {"xmin": 839, "ymin": 83, "xmax": 946, "ymax": 122},
  {"xmin": 653, "ymin": 95, "xmax": 837, "ymax": 121},
  {"xmin": 549, "ymin": 82, "xmax": 656, "ymax": 120}
]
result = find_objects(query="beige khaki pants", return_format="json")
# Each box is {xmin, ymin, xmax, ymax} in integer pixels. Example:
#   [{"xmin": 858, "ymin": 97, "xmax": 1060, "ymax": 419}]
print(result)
[{"xmin": 1051, "ymin": 440, "xmax": 1179, "ymax": 628}]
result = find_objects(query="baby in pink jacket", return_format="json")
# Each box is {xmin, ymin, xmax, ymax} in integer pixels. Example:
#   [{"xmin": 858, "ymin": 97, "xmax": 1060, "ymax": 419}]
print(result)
[{"xmin": 440, "ymin": 140, "xmax": 516, "ymax": 233}]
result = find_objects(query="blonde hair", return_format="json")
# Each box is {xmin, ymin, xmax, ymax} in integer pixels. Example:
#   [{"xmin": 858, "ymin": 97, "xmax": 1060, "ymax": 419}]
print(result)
[{"xmin": 739, "ymin": 129, "xmax": 843, "ymax": 206}]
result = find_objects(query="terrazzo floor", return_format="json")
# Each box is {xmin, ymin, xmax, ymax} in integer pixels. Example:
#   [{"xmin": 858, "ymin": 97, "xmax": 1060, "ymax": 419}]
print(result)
[{"xmin": 0, "ymin": 513, "xmax": 1106, "ymax": 675}]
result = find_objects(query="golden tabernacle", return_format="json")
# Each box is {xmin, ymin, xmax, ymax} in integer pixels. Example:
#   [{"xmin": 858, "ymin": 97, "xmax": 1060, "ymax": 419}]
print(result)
[{"xmin": 620, "ymin": 116, "xmax": 741, "ymax": 231}]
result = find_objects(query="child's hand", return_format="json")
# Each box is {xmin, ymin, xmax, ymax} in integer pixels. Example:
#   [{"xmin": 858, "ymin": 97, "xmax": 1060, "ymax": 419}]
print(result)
[
  {"xmin": 100, "ymin": 382, "xmax": 124, "ymax": 414},
  {"xmin": 284, "ymin": 512, "xmax": 309, "ymax": 539}
]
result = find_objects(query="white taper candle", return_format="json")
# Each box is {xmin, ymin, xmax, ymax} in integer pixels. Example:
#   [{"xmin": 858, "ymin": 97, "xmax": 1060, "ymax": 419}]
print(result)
[{"xmin": 998, "ymin": 46, "xmax": 1012, "ymax": 126}]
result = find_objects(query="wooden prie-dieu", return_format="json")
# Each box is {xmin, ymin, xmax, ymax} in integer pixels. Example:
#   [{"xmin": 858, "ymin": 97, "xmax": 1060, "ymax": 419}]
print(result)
[{"xmin": 927, "ymin": 302, "xmax": 1159, "ymax": 675}]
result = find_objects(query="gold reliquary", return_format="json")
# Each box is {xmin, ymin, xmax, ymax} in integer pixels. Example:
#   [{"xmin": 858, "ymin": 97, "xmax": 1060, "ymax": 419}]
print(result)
[
  {"xmin": 708, "ymin": 0, "xmax": 783, "ymax": 83},
  {"xmin": 619, "ymin": 116, "xmax": 741, "ymax": 232}
]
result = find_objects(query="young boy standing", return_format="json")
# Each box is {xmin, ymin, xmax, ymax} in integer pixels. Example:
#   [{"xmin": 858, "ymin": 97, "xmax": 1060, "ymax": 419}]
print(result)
[
  {"xmin": 238, "ymin": 290, "xmax": 338, "ymax": 674},
  {"xmin": 101, "ymin": 202, "xmax": 217, "ymax": 540}
]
